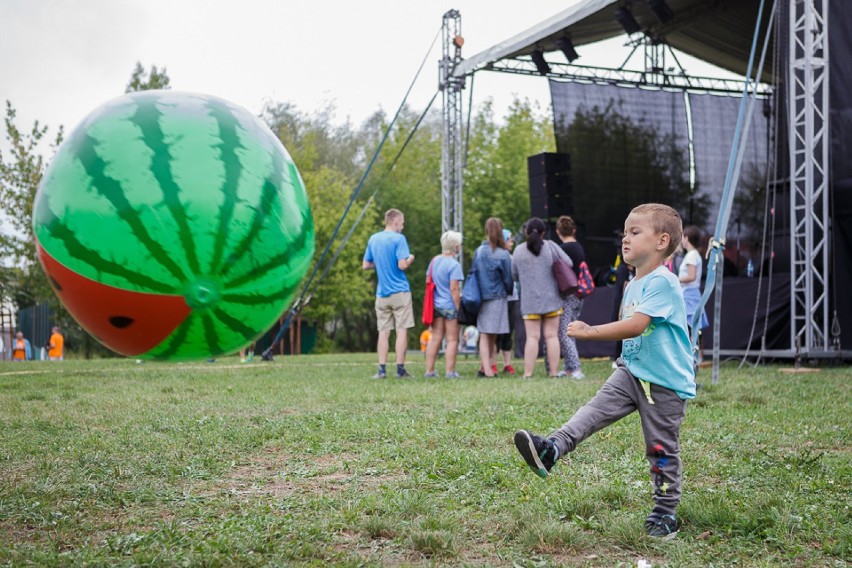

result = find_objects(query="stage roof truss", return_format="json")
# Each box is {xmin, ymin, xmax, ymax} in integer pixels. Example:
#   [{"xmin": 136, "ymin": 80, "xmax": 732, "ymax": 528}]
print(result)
[{"xmin": 483, "ymin": 57, "xmax": 772, "ymax": 96}]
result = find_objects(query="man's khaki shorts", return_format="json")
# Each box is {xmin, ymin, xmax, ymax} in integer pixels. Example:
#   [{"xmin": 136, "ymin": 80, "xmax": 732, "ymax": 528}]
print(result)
[{"xmin": 376, "ymin": 291, "xmax": 415, "ymax": 331}]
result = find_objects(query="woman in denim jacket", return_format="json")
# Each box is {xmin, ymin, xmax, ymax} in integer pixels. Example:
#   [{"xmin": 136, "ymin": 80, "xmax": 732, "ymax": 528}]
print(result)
[{"xmin": 472, "ymin": 217, "xmax": 514, "ymax": 377}]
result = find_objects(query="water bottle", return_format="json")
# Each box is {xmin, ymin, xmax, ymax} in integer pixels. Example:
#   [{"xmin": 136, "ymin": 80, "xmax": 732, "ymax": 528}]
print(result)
[{"xmin": 746, "ymin": 258, "xmax": 754, "ymax": 278}]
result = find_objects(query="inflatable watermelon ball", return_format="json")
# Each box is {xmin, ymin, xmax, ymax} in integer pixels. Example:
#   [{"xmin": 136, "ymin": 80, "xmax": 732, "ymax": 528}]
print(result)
[{"xmin": 32, "ymin": 91, "xmax": 315, "ymax": 361}]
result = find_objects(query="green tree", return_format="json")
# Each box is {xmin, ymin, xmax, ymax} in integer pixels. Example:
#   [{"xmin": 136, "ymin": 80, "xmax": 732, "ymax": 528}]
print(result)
[
  {"xmin": 463, "ymin": 98, "xmax": 555, "ymax": 261},
  {"xmin": 125, "ymin": 62, "xmax": 171, "ymax": 92},
  {"xmin": 0, "ymin": 101, "xmax": 63, "ymax": 303}
]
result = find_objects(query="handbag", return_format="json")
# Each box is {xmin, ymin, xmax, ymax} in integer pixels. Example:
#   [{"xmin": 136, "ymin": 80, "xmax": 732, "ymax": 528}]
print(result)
[
  {"xmin": 549, "ymin": 241, "xmax": 579, "ymax": 296},
  {"xmin": 422, "ymin": 257, "xmax": 436, "ymax": 326},
  {"xmin": 575, "ymin": 260, "xmax": 596, "ymax": 298},
  {"xmin": 460, "ymin": 250, "xmax": 482, "ymax": 319}
]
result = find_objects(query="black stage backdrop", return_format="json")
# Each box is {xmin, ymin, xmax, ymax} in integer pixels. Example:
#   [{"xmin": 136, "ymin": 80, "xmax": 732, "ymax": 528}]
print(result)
[
  {"xmin": 514, "ymin": 275, "xmax": 793, "ymax": 359},
  {"xmin": 543, "ymin": 4, "xmax": 852, "ymax": 352}
]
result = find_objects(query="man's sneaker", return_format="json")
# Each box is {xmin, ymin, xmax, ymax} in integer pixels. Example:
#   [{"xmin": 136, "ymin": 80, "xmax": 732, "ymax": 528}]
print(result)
[
  {"xmin": 513, "ymin": 430, "xmax": 559, "ymax": 479},
  {"xmin": 502, "ymin": 364, "xmax": 516, "ymax": 375},
  {"xmin": 445, "ymin": 371, "xmax": 460, "ymax": 379},
  {"xmin": 372, "ymin": 371, "xmax": 387, "ymax": 379},
  {"xmin": 396, "ymin": 369, "xmax": 412, "ymax": 378},
  {"xmin": 423, "ymin": 371, "xmax": 438, "ymax": 378},
  {"xmin": 645, "ymin": 514, "xmax": 681, "ymax": 540}
]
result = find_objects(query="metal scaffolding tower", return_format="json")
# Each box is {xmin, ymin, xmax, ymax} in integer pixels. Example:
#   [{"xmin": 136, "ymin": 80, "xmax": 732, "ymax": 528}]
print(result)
[
  {"xmin": 788, "ymin": 0, "xmax": 830, "ymax": 357},
  {"xmin": 439, "ymin": 10, "xmax": 465, "ymax": 259}
]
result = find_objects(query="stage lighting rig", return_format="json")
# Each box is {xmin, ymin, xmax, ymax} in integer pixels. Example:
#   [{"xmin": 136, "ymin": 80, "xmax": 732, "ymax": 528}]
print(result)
[
  {"xmin": 614, "ymin": 6, "xmax": 642, "ymax": 35},
  {"xmin": 530, "ymin": 50, "xmax": 551, "ymax": 75},
  {"xmin": 555, "ymin": 36, "xmax": 579, "ymax": 63},
  {"xmin": 648, "ymin": 0, "xmax": 674, "ymax": 23}
]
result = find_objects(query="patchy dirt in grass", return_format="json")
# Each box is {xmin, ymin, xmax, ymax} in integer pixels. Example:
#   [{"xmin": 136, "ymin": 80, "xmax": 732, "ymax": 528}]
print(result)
[{"xmin": 196, "ymin": 447, "xmax": 401, "ymax": 500}]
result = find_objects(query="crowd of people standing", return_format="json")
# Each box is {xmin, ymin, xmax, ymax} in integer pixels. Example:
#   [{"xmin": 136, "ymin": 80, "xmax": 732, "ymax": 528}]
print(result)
[{"xmin": 363, "ymin": 206, "xmax": 708, "ymax": 380}]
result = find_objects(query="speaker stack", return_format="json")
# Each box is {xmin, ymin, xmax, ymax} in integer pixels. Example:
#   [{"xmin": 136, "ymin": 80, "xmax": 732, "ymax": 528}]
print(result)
[{"xmin": 528, "ymin": 152, "xmax": 573, "ymax": 219}]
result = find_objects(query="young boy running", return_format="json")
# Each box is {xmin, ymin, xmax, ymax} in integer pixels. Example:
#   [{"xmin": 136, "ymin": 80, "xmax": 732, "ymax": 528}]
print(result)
[{"xmin": 514, "ymin": 203, "xmax": 696, "ymax": 540}]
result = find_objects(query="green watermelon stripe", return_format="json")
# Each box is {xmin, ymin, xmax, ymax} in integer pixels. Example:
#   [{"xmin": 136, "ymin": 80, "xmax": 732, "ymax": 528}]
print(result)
[
  {"xmin": 222, "ymin": 154, "xmax": 284, "ymax": 276},
  {"xmin": 42, "ymin": 218, "xmax": 175, "ymax": 293},
  {"xmin": 130, "ymin": 97, "xmax": 201, "ymax": 275},
  {"xmin": 212, "ymin": 307, "xmax": 257, "ymax": 340},
  {"xmin": 74, "ymin": 130, "xmax": 188, "ymax": 284},
  {"xmin": 224, "ymin": 209, "xmax": 313, "ymax": 288},
  {"xmin": 206, "ymin": 99, "xmax": 248, "ymax": 275},
  {"xmin": 221, "ymin": 285, "xmax": 296, "ymax": 305},
  {"xmin": 154, "ymin": 314, "xmax": 193, "ymax": 359},
  {"xmin": 201, "ymin": 313, "xmax": 221, "ymax": 354}
]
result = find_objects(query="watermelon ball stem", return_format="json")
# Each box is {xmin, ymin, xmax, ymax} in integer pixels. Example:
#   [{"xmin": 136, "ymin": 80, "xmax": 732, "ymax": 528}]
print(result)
[{"xmin": 184, "ymin": 279, "xmax": 221, "ymax": 310}]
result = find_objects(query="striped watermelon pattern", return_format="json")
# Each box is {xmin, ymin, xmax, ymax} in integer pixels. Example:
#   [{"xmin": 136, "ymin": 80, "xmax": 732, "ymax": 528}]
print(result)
[{"xmin": 32, "ymin": 91, "xmax": 315, "ymax": 361}]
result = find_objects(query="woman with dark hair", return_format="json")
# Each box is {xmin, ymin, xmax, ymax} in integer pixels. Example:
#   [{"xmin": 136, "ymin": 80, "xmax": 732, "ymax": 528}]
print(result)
[
  {"xmin": 555, "ymin": 215, "xmax": 586, "ymax": 379},
  {"xmin": 512, "ymin": 217, "xmax": 573, "ymax": 378},
  {"xmin": 472, "ymin": 218, "xmax": 514, "ymax": 377}
]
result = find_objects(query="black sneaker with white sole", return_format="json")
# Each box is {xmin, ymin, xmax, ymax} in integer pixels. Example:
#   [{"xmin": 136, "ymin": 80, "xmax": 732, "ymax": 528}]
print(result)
[
  {"xmin": 513, "ymin": 430, "xmax": 559, "ymax": 479},
  {"xmin": 645, "ymin": 513, "xmax": 681, "ymax": 540}
]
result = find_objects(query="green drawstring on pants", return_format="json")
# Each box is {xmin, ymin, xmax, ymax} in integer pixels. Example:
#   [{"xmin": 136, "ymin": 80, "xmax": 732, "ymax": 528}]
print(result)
[{"xmin": 640, "ymin": 380, "xmax": 654, "ymax": 405}]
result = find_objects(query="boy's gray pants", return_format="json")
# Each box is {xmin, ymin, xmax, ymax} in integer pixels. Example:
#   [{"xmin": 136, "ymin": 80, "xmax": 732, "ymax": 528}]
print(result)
[{"xmin": 548, "ymin": 358, "xmax": 687, "ymax": 516}]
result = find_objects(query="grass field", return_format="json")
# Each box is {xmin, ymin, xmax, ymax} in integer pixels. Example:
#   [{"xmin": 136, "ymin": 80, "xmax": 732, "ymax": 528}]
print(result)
[{"xmin": 0, "ymin": 354, "xmax": 849, "ymax": 566}]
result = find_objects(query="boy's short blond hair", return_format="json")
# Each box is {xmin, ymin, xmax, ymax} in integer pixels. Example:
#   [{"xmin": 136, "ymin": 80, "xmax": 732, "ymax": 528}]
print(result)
[{"xmin": 630, "ymin": 203, "xmax": 683, "ymax": 257}]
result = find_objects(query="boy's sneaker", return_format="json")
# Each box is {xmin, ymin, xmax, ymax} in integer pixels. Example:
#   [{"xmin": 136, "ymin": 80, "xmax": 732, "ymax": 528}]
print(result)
[
  {"xmin": 372, "ymin": 371, "xmax": 387, "ymax": 379},
  {"xmin": 645, "ymin": 514, "xmax": 681, "ymax": 540},
  {"xmin": 423, "ymin": 371, "xmax": 438, "ymax": 378},
  {"xmin": 396, "ymin": 369, "xmax": 412, "ymax": 378},
  {"xmin": 445, "ymin": 371, "xmax": 460, "ymax": 379},
  {"xmin": 502, "ymin": 364, "xmax": 516, "ymax": 375},
  {"xmin": 513, "ymin": 430, "xmax": 559, "ymax": 479},
  {"xmin": 570, "ymin": 370, "xmax": 586, "ymax": 380}
]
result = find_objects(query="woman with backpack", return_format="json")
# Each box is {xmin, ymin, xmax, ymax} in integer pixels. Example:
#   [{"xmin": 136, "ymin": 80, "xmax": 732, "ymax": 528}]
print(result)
[{"xmin": 555, "ymin": 215, "xmax": 587, "ymax": 379}]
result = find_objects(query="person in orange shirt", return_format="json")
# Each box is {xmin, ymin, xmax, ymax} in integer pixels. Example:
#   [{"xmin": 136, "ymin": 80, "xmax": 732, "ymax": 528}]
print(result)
[
  {"xmin": 48, "ymin": 327, "xmax": 64, "ymax": 361},
  {"xmin": 419, "ymin": 327, "xmax": 432, "ymax": 352},
  {"xmin": 11, "ymin": 331, "xmax": 32, "ymax": 361}
]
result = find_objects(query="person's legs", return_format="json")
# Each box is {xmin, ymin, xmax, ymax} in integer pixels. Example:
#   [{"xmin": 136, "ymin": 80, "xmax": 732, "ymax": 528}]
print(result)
[
  {"xmin": 548, "ymin": 361, "xmax": 639, "ymax": 456},
  {"xmin": 522, "ymin": 318, "xmax": 541, "ymax": 377},
  {"xmin": 542, "ymin": 315, "xmax": 561, "ymax": 377},
  {"xmin": 389, "ymin": 292, "xmax": 415, "ymax": 372},
  {"xmin": 376, "ymin": 330, "xmax": 391, "ymax": 365},
  {"xmin": 444, "ymin": 317, "xmax": 460, "ymax": 374},
  {"xmin": 559, "ymin": 296, "xmax": 583, "ymax": 373},
  {"xmin": 375, "ymin": 297, "xmax": 395, "ymax": 371},
  {"xmin": 637, "ymin": 383, "xmax": 687, "ymax": 519},
  {"xmin": 479, "ymin": 332, "xmax": 496, "ymax": 376},
  {"xmin": 394, "ymin": 328, "xmax": 408, "ymax": 364},
  {"xmin": 425, "ymin": 318, "xmax": 445, "ymax": 374}
]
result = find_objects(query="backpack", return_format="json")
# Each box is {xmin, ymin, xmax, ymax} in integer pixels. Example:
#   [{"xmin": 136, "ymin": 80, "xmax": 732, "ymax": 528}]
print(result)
[{"xmin": 575, "ymin": 261, "xmax": 595, "ymax": 298}]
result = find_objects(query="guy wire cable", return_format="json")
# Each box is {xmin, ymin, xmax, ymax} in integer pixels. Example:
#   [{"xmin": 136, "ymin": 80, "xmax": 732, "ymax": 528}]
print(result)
[
  {"xmin": 690, "ymin": 0, "xmax": 773, "ymax": 352},
  {"xmin": 261, "ymin": 28, "xmax": 441, "ymax": 358},
  {"xmin": 310, "ymin": 91, "xmax": 440, "ymax": 293},
  {"xmin": 740, "ymin": 8, "xmax": 782, "ymax": 368}
]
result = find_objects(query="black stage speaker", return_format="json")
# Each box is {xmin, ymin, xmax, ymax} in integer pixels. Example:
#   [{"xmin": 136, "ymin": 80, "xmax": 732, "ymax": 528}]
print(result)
[{"xmin": 528, "ymin": 153, "xmax": 573, "ymax": 219}]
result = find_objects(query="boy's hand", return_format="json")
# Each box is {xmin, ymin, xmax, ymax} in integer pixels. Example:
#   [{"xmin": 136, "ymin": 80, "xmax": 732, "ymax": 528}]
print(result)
[{"xmin": 567, "ymin": 320, "xmax": 593, "ymax": 339}]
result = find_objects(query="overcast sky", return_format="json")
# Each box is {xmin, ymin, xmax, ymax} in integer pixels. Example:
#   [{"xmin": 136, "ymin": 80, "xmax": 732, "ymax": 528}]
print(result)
[{"xmin": 0, "ymin": 0, "xmax": 741, "ymax": 142}]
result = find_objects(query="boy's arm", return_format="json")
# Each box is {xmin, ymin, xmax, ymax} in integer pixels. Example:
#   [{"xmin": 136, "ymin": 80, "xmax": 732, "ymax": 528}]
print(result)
[{"xmin": 567, "ymin": 312, "xmax": 652, "ymax": 341}]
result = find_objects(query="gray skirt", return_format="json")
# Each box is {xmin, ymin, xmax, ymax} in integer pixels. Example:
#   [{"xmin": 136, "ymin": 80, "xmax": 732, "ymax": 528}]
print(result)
[{"xmin": 477, "ymin": 298, "xmax": 509, "ymax": 334}]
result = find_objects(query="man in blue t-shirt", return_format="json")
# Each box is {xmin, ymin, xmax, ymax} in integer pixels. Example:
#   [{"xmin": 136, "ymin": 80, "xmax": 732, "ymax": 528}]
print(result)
[
  {"xmin": 514, "ymin": 203, "xmax": 696, "ymax": 541},
  {"xmin": 362, "ymin": 208, "xmax": 416, "ymax": 378}
]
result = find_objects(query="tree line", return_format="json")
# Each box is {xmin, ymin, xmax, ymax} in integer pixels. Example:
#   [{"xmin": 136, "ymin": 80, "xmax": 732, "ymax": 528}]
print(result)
[{"xmin": 0, "ymin": 64, "xmax": 556, "ymax": 355}]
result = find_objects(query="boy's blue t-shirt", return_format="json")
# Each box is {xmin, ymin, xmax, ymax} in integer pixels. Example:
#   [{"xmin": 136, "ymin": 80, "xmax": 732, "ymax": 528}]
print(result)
[
  {"xmin": 427, "ymin": 255, "xmax": 464, "ymax": 311},
  {"xmin": 621, "ymin": 266, "xmax": 696, "ymax": 399},
  {"xmin": 363, "ymin": 230, "xmax": 411, "ymax": 297}
]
